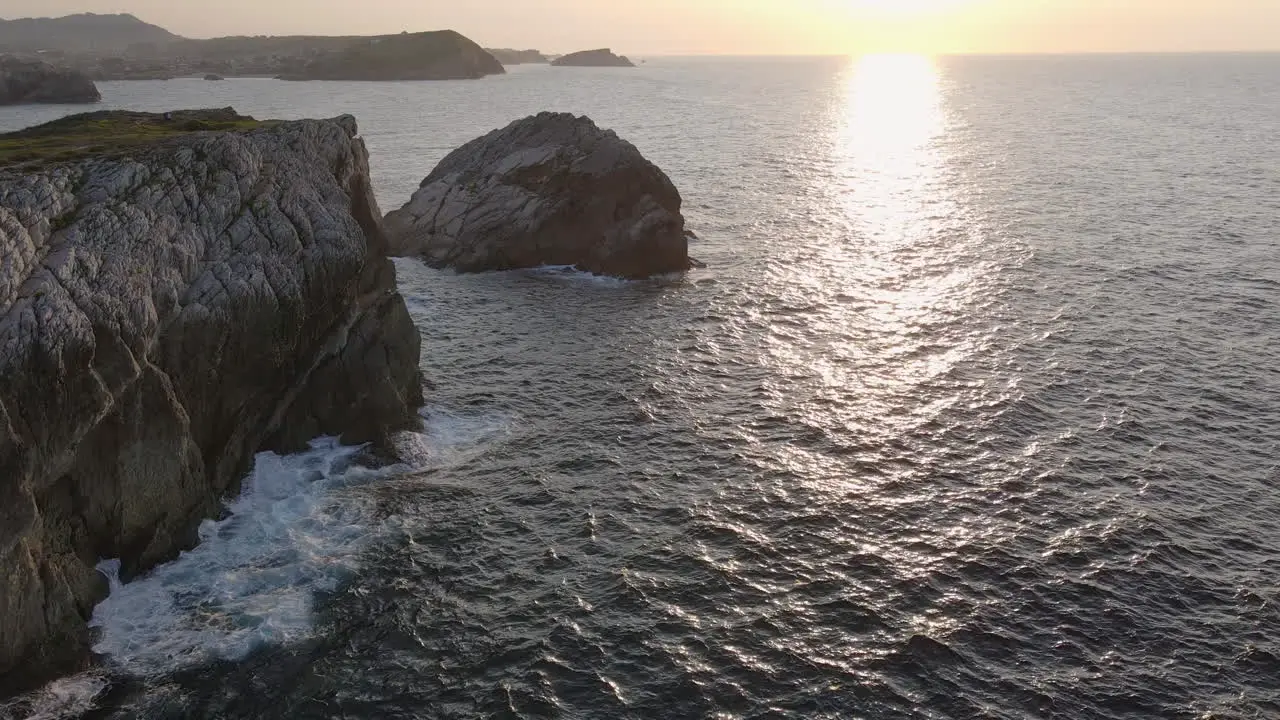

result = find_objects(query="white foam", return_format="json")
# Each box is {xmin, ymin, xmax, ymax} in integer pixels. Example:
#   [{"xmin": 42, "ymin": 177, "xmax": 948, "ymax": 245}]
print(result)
[
  {"xmin": 0, "ymin": 672, "xmax": 108, "ymax": 720},
  {"xmin": 89, "ymin": 408, "xmax": 509, "ymax": 678}
]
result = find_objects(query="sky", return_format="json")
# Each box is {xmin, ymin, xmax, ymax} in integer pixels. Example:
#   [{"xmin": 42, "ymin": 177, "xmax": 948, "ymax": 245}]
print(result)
[{"xmin": 5, "ymin": 0, "xmax": 1280, "ymax": 55}]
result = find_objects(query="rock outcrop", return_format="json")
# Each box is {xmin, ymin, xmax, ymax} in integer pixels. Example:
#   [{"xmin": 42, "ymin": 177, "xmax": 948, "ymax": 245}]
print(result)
[
  {"xmin": 0, "ymin": 55, "xmax": 100, "ymax": 105},
  {"xmin": 280, "ymin": 30, "xmax": 503, "ymax": 81},
  {"xmin": 551, "ymin": 49, "xmax": 634, "ymax": 67},
  {"xmin": 384, "ymin": 112, "xmax": 688, "ymax": 279},
  {"xmin": 0, "ymin": 110, "xmax": 423, "ymax": 695}
]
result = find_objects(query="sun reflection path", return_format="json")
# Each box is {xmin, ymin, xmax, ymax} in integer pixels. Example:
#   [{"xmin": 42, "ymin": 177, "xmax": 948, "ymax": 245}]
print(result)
[{"xmin": 760, "ymin": 52, "xmax": 1000, "ymax": 439}]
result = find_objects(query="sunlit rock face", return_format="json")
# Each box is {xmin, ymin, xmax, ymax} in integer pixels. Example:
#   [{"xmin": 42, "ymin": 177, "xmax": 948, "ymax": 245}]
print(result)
[
  {"xmin": 0, "ymin": 111, "xmax": 423, "ymax": 695},
  {"xmin": 0, "ymin": 55, "xmax": 100, "ymax": 105},
  {"xmin": 384, "ymin": 112, "xmax": 689, "ymax": 279}
]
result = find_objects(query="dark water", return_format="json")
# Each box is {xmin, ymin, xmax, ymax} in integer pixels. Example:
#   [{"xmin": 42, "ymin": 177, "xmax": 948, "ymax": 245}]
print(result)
[{"xmin": 2, "ymin": 54, "xmax": 1279, "ymax": 719}]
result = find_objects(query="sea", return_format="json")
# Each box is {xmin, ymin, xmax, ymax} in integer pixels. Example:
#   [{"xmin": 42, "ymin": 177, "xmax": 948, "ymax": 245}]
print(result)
[{"xmin": 1, "ymin": 54, "xmax": 1278, "ymax": 719}]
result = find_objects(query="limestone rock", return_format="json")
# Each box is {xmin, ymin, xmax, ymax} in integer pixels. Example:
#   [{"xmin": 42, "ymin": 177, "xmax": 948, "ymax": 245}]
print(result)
[
  {"xmin": 0, "ymin": 110, "xmax": 423, "ymax": 695},
  {"xmin": 551, "ymin": 49, "xmax": 634, "ymax": 67},
  {"xmin": 384, "ymin": 112, "xmax": 688, "ymax": 279},
  {"xmin": 0, "ymin": 55, "xmax": 100, "ymax": 105}
]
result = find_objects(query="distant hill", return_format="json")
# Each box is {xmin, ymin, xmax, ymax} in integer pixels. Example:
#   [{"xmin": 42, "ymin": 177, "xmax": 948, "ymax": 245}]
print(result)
[{"xmin": 0, "ymin": 13, "xmax": 181, "ymax": 54}]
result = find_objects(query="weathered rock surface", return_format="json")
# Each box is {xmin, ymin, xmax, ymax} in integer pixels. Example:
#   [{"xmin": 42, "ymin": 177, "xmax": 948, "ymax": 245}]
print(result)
[
  {"xmin": 0, "ymin": 110, "xmax": 423, "ymax": 696},
  {"xmin": 0, "ymin": 55, "xmax": 100, "ymax": 105},
  {"xmin": 280, "ymin": 30, "xmax": 503, "ymax": 81},
  {"xmin": 551, "ymin": 49, "xmax": 634, "ymax": 67},
  {"xmin": 384, "ymin": 112, "xmax": 689, "ymax": 279}
]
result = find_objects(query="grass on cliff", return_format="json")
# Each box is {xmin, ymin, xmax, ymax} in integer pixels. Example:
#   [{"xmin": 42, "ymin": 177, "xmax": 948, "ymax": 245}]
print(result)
[{"xmin": 0, "ymin": 109, "xmax": 269, "ymax": 169}]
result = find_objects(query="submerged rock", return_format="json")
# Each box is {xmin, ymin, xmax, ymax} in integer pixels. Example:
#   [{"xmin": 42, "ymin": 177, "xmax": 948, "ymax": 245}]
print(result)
[
  {"xmin": 0, "ymin": 109, "xmax": 423, "ymax": 695},
  {"xmin": 0, "ymin": 55, "xmax": 100, "ymax": 105},
  {"xmin": 384, "ymin": 112, "xmax": 689, "ymax": 279},
  {"xmin": 551, "ymin": 48, "xmax": 634, "ymax": 67}
]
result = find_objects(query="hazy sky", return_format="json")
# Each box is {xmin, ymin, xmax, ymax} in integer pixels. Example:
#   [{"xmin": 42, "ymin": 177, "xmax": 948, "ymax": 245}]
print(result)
[{"xmin": 6, "ymin": 0, "xmax": 1280, "ymax": 55}]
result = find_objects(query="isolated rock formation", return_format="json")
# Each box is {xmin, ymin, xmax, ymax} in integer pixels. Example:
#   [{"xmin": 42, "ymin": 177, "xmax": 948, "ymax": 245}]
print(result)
[
  {"xmin": 0, "ymin": 110, "xmax": 423, "ymax": 695},
  {"xmin": 280, "ymin": 30, "xmax": 503, "ymax": 81},
  {"xmin": 0, "ymin": 55, "xmax": 100, "ymax": 105},
  {"xmin": 384, "ymin": 112, "xmax": 689, "ymax": 279},
  {"xmin": 551, "ymin": 49, "xmax": 634, "ymax": 67}
]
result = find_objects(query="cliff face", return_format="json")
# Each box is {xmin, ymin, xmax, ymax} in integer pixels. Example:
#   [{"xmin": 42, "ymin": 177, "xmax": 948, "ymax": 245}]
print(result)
[
  {"xmin": 0, "ymin": 55, "xmax": 100, "ymax": 105},
  {"xmin": 281, "ymin": 30, "xmax": 504, "ymax": 81},
  {"xmin": 0, "ymin": 111, "xmax": 423, "ymax": 695}
]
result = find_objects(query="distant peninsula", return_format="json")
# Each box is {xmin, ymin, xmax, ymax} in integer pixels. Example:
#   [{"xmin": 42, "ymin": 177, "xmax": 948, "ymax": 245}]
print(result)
[
  {"xmin": 0, "ymin": 13, "xmax": 505, "ymax": 82},
  {"xmin": 279, "ymin": 31, "xmax": 504, "ymax": 81},
  {"xmin": 486, "ymin": 48, "xmax": 547, "ymax": 65},
  {"xmin": 551, "ymin": 49, "xmax": 635, "ymax": 67}
]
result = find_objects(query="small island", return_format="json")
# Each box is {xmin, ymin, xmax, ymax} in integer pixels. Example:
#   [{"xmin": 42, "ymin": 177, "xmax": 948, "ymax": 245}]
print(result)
[
  {"xmin": 0, "ymin": 55, "xmax": 100, "ymax": 105},
  {"xmin": 551, "ymin": 48, "xmax": 635, "ymax": 67}
]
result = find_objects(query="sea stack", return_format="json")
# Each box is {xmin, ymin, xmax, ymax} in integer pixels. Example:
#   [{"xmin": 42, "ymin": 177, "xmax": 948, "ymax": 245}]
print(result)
[
  {"xmin": 0, "ymin": 55, "xmax": 100, "ymax": 105},
  {"xmin": 0, "ymin": 109, "xmax": 423, "ymax": 695},
  {"xmin": 551, "ymin": 48, "xmax": 634, "ymax": 67},
  {"xmin": 384, "ymin": 112, "xmax": 689, "ymax": 279}
]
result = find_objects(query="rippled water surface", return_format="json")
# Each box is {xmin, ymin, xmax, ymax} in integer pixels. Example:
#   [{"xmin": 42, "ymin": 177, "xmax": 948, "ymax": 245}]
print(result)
[{"xmin": 2, "ymin": 55, "xmax": 1279, "ymax": 719}]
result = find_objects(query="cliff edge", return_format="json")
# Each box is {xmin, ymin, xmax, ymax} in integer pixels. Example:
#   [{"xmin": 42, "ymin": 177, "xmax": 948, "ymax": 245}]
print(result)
[{"xmin": 0, "ymin": 109, "xmax": 423, "ymax": 695}]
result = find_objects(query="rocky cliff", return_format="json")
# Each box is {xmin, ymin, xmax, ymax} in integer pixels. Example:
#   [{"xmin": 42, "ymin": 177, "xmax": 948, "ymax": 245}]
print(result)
[
  {"xmin": 551, "ymin": 49, "xmax": 634, "ymax": 67},
  {"xmin": 384, "ymin": 112, "xmax": 689, "ymax": 278},
  {"xmin": 0, "ymin": 110, "xmax": 423, "ymax": 695},
  {"xmin": 0, "ymin": 55, "xmax": 100, "ymax": 105}
]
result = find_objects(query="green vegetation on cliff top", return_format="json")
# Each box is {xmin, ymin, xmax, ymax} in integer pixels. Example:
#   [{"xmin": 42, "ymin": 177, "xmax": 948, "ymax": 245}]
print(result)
[{"xmin": 0, "ymin": 108, "xmax": 267, "ymax": 169}]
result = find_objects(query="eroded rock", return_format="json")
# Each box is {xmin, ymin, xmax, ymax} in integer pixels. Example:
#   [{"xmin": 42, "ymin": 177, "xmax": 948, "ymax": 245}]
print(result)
[{"xmin": 384, "ymin": 112, "xmax": 689, "ymax": 279}]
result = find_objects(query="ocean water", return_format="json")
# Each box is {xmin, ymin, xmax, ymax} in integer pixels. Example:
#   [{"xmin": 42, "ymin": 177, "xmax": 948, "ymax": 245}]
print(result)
[{"xmin": 1, "ymin": 55, "xmax": 1279, "ymax": 719}]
